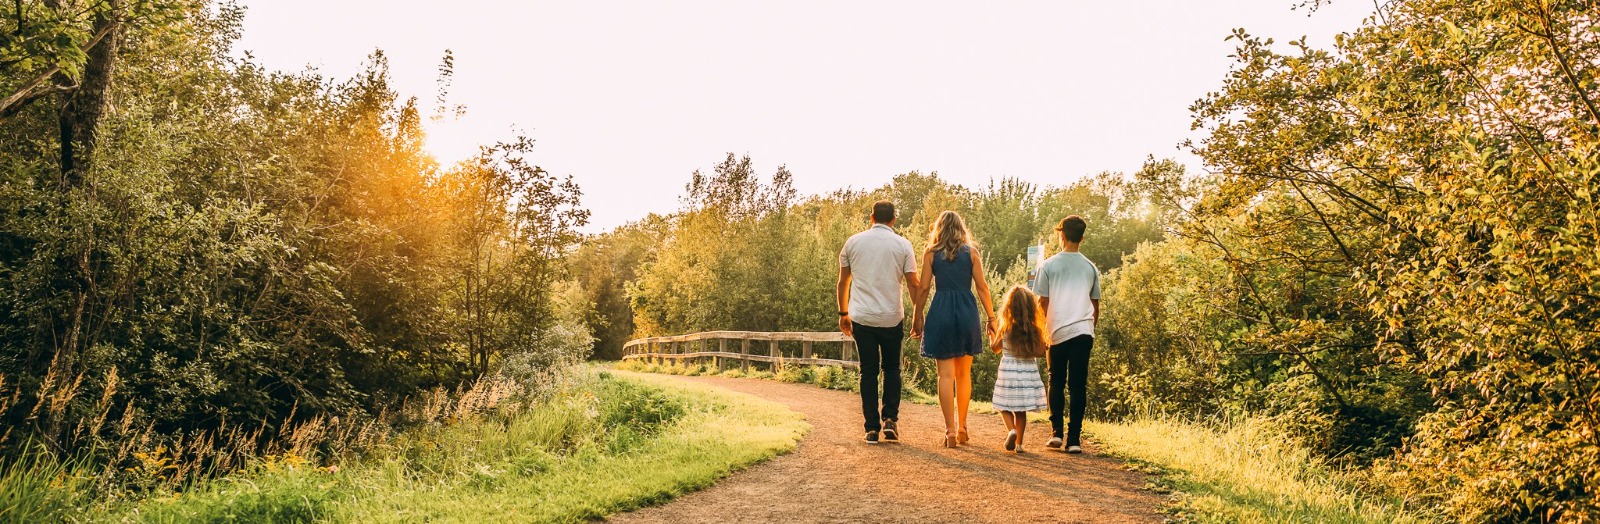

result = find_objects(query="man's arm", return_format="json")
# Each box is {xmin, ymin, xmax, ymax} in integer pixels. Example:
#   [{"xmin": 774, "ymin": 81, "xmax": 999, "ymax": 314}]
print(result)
[
  {"xmin": 1092, "ymin": 299, "xmax": 1100, "ymax": 325},
  {"xmin": 837, "ymin": 266, "xmax": 853, "ymax": 336},
  {"xmin": 1039, "ymin": 296, "xmax": 1050, "ymax": 317}
]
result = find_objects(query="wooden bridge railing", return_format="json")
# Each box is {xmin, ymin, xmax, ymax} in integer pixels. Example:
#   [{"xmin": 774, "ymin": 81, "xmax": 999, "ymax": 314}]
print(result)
[{"xmin": 622, "ymin": 331, "xmax": 858, "ymax": 370}]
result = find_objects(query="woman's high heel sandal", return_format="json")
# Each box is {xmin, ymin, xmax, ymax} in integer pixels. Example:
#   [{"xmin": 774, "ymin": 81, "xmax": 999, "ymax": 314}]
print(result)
[
  {"xmin": 957, "ymin": 428, "xmax": 970, "ymax": 445},
  {"xmin": 943, "ymin": 434, "xmax": 958, "ymax": 448}
]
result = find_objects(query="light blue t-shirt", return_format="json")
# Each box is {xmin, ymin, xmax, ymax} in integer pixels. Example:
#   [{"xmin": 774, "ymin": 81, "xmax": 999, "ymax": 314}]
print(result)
[{"xmin": 1030, "ymin": 252, "xmax": 1101, "ymax": 343}]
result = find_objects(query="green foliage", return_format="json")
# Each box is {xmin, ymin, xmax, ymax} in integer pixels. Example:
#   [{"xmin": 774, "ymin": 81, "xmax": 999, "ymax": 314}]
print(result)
[
  {"xmin": 1161, "ymin": 0, "xmax": 1600, "ymax": 519},
  {"xmin": 0, "ymin": 0, "xmax": 589, "ymax": 495},
  {"xmin": 810, "ymin": 365, "xmax": 860, "ymax": 393},
  {"xmin": 0, "ymin": 449, "xmax": 89, "ymax": 524},
  {"xmin": 773, "ymin": 365, "xmax": 814, "ymax": 385},
  {"xmin": 594, "ymin": 157, "xmax": 1167, "ymax": 405}
]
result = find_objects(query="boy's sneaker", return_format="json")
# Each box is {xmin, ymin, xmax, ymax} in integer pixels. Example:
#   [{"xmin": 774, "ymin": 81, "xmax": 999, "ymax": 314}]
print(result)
[
  {"xmin": 865, "ymin": 431, "xmax": 881, "ymax": 444},
  {"xmin": 1046, "ymin": 437, "xmax": 1063, "ymax": 449},
  {"xmin": 1066, "ymin": 445, "xmax": 1083, "ymax": 454},
  {"xmin": 881, "ymin": 419, "xmax": 899, "ymax": 442}
]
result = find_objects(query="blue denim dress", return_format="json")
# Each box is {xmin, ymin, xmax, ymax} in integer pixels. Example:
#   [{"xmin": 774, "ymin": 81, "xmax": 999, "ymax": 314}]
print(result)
[{"xmin": 920, "ymin": 245, "xmax": 983, "ymax": 359}]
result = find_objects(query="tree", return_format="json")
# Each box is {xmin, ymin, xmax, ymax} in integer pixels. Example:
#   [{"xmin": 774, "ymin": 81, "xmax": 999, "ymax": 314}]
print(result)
[
  {"xmin": 1192, "ymin": 0, "xmax": 1600, "ymax": 518},
  {"xmin": 444, "ymin": 137, "xmax": 588, "ymax": 376}
]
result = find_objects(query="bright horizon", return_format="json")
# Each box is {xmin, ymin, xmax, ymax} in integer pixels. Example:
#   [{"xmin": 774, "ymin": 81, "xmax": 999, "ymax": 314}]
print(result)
[{"xmin": 234, "ymin": 1, "xmax": 1376, "ymax": 232}]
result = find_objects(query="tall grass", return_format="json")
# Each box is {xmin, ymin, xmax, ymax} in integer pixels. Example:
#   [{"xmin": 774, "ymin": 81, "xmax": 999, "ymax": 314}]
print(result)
[
  {"xmin": 0, "ymin": 450, "xmax": 90, "ymax": 523},
  {"xmin": 1087, "ymin": 416, "xmax": 1429, "ymax": 523}
]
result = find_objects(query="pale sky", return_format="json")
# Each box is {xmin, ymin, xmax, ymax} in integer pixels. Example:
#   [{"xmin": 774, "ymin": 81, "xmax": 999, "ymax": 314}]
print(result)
[{"xmin": 234, "ymin": 1, "xmax": 1375, "ymax": 231}]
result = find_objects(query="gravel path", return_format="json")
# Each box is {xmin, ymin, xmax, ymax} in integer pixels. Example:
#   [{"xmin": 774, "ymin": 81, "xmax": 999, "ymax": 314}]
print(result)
[{"xmin": 608, "ymin": 373, "xmax": 1166, "ymax": 523}]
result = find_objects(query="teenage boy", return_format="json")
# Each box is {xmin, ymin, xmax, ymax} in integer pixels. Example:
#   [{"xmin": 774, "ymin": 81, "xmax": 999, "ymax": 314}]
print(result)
[{"xmin": 1031, "ymin": 215, "xmax": 1099, "ymax": 454}]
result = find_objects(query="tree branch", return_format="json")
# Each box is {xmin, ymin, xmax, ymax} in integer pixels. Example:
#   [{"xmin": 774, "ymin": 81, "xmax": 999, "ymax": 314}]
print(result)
[
  {"xmin": 0, "ymin": 65, "xmax": 64, "ymax": 118},
  {"xmin": 1535, "ymin": 4, "xmax": 1600, "ymax": 130},
  {"xmin": 0, "ymin": 15, "xmax": 117, "ymax": 120}
]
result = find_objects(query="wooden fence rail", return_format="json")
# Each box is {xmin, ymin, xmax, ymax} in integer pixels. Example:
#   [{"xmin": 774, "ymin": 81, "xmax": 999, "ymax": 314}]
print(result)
[{"xmin": 622, "ymin": 331, "xmax": 859, "ymax": 370}]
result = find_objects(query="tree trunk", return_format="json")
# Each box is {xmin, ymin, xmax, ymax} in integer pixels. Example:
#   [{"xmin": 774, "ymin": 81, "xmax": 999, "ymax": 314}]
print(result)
[
  {"xmin": 45, "ymin": 4, "xmax": 121, "ymax": 413},
  {"xmin": 57, "ymin": 6, "xmax": 121, "ymax": 185}
]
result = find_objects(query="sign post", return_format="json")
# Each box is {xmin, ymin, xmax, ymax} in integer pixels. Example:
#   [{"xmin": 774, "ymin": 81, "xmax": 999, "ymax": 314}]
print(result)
[{"xmin": 1026, "ymin": 244, "xmax": 1044, "ymax": 288}]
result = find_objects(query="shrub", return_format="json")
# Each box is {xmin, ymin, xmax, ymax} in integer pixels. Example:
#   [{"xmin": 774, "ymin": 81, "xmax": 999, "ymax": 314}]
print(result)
[{"xmin": 774, "ymin": 366, "xmax": 813, "ymax": 384}]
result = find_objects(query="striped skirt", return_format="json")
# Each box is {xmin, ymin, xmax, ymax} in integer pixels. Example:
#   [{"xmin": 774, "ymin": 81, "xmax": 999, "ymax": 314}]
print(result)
[{"xmin": 992, "ymin": 355, "xmax": 1048, "ymax": 412}]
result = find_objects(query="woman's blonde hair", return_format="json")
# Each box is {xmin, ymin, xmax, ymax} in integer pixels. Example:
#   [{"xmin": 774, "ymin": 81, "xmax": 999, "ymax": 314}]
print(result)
[
  {"xmin": 997, "ymin": 285, "xmax": 1049, "ymax": 359},
  {"xmin": 925, "ymin": 210, "xmax": 974, "ymax": 261}
]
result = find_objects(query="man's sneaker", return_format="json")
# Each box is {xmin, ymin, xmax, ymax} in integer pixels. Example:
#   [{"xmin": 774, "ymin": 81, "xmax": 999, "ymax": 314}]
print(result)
[
  {"xmin": 865, "ymin": 431, "xmax": 881, "ymax": 444},
  {"xmin": 1066, "ymin": 445, "xmax": 1083, "ymax": 454},
  {"xmin": 881, "ymin": 419, "xmax": 899, "ymax": 442},
  {"xmin": 1046, "ymin": 437, "xmax": 1063, "ymax": 449}
]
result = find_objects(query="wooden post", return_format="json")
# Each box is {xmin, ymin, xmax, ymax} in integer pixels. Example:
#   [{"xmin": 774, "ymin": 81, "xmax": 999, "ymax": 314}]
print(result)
[
  {"xmin": 802, "ymin": 340, "xmax": 814, "ymax": 360},
  {"xmin": 740, "ymin": 338, "xmax": 751, "ymax": 372},
  {"xmin": 842, "ymin": 340, "xmax": 854, "ymax": 363},
  {"xmin": 718, "ymin": 338, "xmax": 728, "ymax": 372},
  {"xmin": 770, "ymin": 339, "xmax": 780, "ymax": 369}
]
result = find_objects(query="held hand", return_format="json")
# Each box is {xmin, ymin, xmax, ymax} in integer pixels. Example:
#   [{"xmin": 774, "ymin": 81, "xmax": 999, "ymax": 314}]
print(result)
[
  {"xmin": 985, "ymin": 318, "xmax": 997, "ymax": 339},
  {"xmin": 839, "ymin": 315, "xmax": 853, "ymax": 337},
  {"xmin": 911, "ymin": 321, "xmax": 923, "ymax": 340}
]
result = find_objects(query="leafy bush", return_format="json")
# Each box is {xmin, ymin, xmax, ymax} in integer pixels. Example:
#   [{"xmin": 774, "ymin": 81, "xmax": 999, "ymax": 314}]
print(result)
[
  {"xmin": 810, "ymin": 366, "xmax": 860, "ymax": 392},
  {"xmin": 774, "ymin": 366, "xmax": 814, "ymax": 385}
]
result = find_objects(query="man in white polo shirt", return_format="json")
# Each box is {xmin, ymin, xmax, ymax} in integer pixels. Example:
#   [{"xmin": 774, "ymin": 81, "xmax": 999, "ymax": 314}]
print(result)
[
  {"xmin": 1031, "ymin": 215, "xmax": 1100, "ymax": 454},
  {"xmin": 837, "ymin": 200, "xmax": 920, "ymax": 444}
]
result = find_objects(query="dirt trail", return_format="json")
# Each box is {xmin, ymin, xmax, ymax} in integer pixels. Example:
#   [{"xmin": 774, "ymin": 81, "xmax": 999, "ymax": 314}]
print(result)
[{"xmin": 608, "ymin": 374, "xmax": 1166, "ymax": 524}]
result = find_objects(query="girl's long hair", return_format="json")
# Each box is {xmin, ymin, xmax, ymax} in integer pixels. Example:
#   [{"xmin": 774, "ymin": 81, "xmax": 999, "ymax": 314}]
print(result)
[
  {"xmin": 997, "ymin": 285, "xmax": 1049, "ymax": 359},
  {"xmin": 925, "ymin": 210, "xmax": 974, "ymax": 261}
]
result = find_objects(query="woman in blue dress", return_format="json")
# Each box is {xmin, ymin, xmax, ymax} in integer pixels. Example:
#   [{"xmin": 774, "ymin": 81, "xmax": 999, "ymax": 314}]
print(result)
[{"xmin": 911, "ymin": 211, "xmax": 996, "ymax": 448}]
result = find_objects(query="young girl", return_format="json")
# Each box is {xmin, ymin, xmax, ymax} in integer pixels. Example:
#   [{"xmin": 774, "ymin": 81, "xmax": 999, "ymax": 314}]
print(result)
[{"xmin": 990, "ymin": 285, "xmax": 1050, "ymax": 453}]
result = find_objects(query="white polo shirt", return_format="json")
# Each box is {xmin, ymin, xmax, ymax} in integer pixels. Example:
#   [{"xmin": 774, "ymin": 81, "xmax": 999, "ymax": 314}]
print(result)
[{"xmin": 839, "ymin": 224, "xmax": 917, "ymax": 328}]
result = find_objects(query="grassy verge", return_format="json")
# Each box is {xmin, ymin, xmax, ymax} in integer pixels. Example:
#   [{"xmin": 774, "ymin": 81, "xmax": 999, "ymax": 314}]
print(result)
[
  {"xmin": 84, "ymin": 368, "xmax": 806, "ymax": 523},
  {"xmin": 1086, "ymin": 416, "xmax": 1427, "ymax": 523},
  {"xmin": 617, "ymin": 358, "xmax": 1430, "ymax": 523}
]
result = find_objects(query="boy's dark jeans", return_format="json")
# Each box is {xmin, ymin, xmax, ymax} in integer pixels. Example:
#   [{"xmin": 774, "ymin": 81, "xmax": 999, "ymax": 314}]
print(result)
[
  {"xmin": 1048, "ymin": 334, "xmax": 1093, "ymax": 445},
  {"xmin": 852, "ymin": 322, "xmax": 903, "ymax": 432}
]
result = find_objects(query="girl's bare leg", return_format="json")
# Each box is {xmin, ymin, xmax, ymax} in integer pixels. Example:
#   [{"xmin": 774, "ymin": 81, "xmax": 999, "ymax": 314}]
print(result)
[
  {"xmin": 937, "ymin": 358, "xmax": 957, "ymax": 440},
  {"xmin": 1000, "ymin": 410, "xmax": 1016, "ymax": 432},
  {"xmin": 1016, "ymin": 410, "xmax": 1028, "ymax": 442}
]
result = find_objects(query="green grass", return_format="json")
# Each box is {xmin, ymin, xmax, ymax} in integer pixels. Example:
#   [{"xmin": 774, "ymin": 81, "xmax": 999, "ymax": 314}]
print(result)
[
  {"xmin": 0, "ymin": 450, "xmax": 93, "ymax": 523},
  {"xmin": 1086, "ymin": 416, "xmax": 1428, "ymax": 523},
  {"xmin": 96, "ymin": 369, "xmax": 807, "ymax": 524}
]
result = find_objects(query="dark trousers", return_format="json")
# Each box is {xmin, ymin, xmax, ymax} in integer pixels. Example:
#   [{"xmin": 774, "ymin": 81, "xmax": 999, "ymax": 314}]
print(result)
[
  {"xmin": 1048, "ymin": 334, "xmax": 1093, "ymax": 444},
  {"xmin": 852, "ymin": 322, "xmax": 903, "ymax": 432}
]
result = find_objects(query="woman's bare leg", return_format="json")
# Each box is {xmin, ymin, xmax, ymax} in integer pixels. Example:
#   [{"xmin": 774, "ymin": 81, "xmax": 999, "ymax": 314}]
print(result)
[
  {"xmin": 936, "ymin": 358, "xmax": 957, "ymax": 439},
  {"xmin": 955, "ymin": 355, "xmax": 973, "ymax": 436}
]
